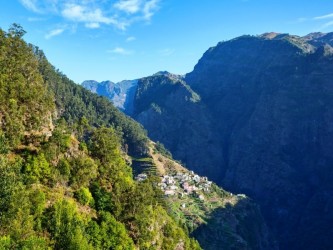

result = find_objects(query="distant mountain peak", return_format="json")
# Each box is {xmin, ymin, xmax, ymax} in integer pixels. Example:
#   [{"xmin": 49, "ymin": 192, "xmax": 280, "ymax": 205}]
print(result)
[
  {"xmin": 259, "ymin": 32, "xmax": 288, "ymax": 39},
  {"xmin": 82, "ymin": 79, "xmax": 138, "ymax": 114},
  {"xmin": 153, "ymin": 71, "xmax": 184, "ymax": 80},
  {"xmin": 303, "ymin": 32, "xmax": 327, "ymax": 40}
]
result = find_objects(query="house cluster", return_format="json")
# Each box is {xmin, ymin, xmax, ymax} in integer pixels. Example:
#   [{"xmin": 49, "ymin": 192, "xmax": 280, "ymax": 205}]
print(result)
[{"xmin": 158, "ymin": 171, "xmax": 212, "ymax": 198}]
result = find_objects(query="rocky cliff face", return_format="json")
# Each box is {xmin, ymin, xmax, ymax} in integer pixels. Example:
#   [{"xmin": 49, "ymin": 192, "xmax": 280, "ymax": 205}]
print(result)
[{"xmin": 185, "ymin": 33, "xmax": 333, "ymax": 249}]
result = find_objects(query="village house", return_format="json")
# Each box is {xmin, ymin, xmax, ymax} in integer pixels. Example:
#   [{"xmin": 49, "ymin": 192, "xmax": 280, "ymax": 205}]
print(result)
[
  {"xmin": 159, "ymin": 170, "xmax": 212, "ymax": 198},
  {"xmin": 169, "ymin": 185, "xmax": 178, "ymax": 190},
  {"xmin": 158, "ymin": 183, "xmax": 167, "ymax": 190},
  {"xmin": 135, "ymin": 173, "xmax": 147, "ymax": 182},
  {"xmin": 193, "ymin": 175, "xmax": 201, "ymax": 183},
  {"xmin": 164, "ymin": 190, "xmax": 175, "ymax": 196}
]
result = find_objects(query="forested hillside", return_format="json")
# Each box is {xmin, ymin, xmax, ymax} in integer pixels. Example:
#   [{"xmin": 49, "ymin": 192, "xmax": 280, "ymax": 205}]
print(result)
[{"xmin": 0, "ymin": 25, "xmax": 201, "ymax": 249}]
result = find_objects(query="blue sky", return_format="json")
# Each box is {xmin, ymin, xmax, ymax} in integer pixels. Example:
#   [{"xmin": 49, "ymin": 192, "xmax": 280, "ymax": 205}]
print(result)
[{"xmin": 1, "ymin": 0, "xmax": 333, "ymax": 83}]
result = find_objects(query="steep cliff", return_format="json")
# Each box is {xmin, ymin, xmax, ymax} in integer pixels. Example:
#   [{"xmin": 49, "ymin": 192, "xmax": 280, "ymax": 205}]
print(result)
[{"xmin": 185, "ymin": 33, "xmax": 333, "ymax": 249}]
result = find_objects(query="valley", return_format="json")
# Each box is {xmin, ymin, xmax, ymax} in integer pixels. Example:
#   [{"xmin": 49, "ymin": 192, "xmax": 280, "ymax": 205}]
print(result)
[{"xmin": 84, "ymin": 32, "xmax": 333, "ymax": 249}]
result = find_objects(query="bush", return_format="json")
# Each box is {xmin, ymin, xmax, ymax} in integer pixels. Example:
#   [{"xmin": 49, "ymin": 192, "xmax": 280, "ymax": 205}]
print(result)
[{"xmin": 75, "ymin": 187, "xmax": 94, "ymax": 206}]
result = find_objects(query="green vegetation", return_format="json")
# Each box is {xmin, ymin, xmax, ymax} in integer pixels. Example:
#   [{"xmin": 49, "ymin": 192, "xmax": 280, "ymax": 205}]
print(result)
[
  {"xmin": 134, "ymin": 75, "xmax": 199, "ymax": 116},
  {"xmin": 0, "ymin": 25, "xmax": 201, "ymax": 249}
]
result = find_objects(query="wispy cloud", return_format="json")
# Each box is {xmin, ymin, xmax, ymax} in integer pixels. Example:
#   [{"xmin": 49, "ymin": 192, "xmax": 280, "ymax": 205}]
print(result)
[
  {"xmin": 158, "ymin": 48, "xmax": 175, "ymax": 56},
  {"xmin": 314, "ymin": 13, "xmax": 333, "ymax": 20},
  {"xmin": 320, "ymin": 20, "xmax": 333, "ymax": 29},
  {"xmin": 114, "ymin": 0, "xmax": 141, "ymax": 14},
  {"xmin": 126, "ymin": 36, "xmax": 136, "ymax": 42},
  {"xmin": 61, "ymin": 3, "xmax": 127, "ymax": 29},
  {"xmin": 20, "ymin": 0, "xmax": 40, "ymax": 13},
  {"xmin": 107, "ymin": 47, "xmax": 133, "ymax": 55},
  {"xmin": 312, "ymin": 12, "xmax": 333, "ymax": 31},
  {"xmin": 45, "ymin": 28, "xmax": 65, "ymax": 39},
  {"xmin": 19, "ymin": 0, "xmax": 161, "ymax": 32},
  {"xmin": 143, "ymin": 0, "xmax": 159, "ymax": 20},
  {"xmin": 85, "ymin": 22, "xmax": 100, "ymax": 29},
  {"xmin": 114, "ymin": 0, "xmax": 159, "ymax": 20}
]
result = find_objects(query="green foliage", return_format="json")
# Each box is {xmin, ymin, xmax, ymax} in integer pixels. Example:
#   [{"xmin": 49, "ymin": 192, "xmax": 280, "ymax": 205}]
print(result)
[
  {"xmin": 0, "ymin": 24, "xmax": 54, "ymax": 149},
  {"xmin": 75, "ymin": 187, "xmax": 94, "ymax": 206},
  {"xmin": 28, "ymin": 189, "xmax": 46, "ymax": 231},
  {"xmin": 0, "ymin": 155, "xmax": 22, "ymax": 214},
  {"xmin": 89, "ymin": 127, "xmax": 134, "ymax": 217},
  {"xmin": 8, "ymin": 23, "xmax": 26, "ymax": 38},
  {"xmin": 57, "ymin": 158, "xmax": 71, "ymax": 180},
  {"xmin": 0, "ymin": 236, "xmax": 11, "ymax": 249},
  {"xmin": 90, "ymin": 182, "xmax": 113, "ymax": 212},
  {"xmin": 45, "ymin": 199, "xmax": 92, "ymax": 250},
  {"xmin": 70, "ymin": 156, "xmax": 98, "ymax": 188},
  {"xmin": 134, "ymin": 75, "xmax": 200, "ymax": 116},
  {"xmin": 87, "ymin": 212, "xmax": 135, "ymax": 250},
  {"xmin": 0, "ymin": 25, "xmax": 202, "ymax": 250},
  {"xmin": 19, "ymin": 236, "xmax": 51, "ymax": 250},
  {"xmin": 35, "ymin": 47, "xmax": 148, "ymax": 156},
  {"xmin": 24, "ymin": 153, "xmax": 51, "ymax": 184},
  {"xmin": 49, "ymin": 121, "xmax": 72, "ymax": 152},
  {"xmin": 0, "ymin": 131, "xmax": 9, "ymax": 154},
  {"xmin": 155, "ymin": 141, "xmax": 172, "ymax": 158}
]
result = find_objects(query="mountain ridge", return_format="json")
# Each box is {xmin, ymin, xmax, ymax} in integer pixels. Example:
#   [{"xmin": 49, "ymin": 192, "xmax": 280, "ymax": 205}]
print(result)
[{"xmin": 83, "ymin": 31, "xmax": 333, "ymax": 249}]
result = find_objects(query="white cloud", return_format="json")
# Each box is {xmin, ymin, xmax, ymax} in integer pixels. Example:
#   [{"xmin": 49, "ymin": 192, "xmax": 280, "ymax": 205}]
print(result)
[
  {"xmin": 19, "ymin": 0, "xmax": 161, "ymax": 31},
  {"xmin": 62, "ymin": 4, "xmax": 111, "ymax": 24},
  {"xmin": 314, "ymin": 13, "xmax": 333, "ymax": 20},
  {"xmin": 143, "ymin": 0, "xmax": 159, "ymax": 20},
  {"xmin": 107, "ymin": 47, "xmax": 133, "ymax": 55},
  {"xmin": 114, "ymin": 0, "xmax": 160, "ymax": 20},
  {"xmin": 85, "ymin": 22, "xmax": 100, "ymax": 29},
  {"xmin": 114, "ymin": 0, "xmax": 141, "ymax": 14},
  {"xmin": 312, "ymin": 12, "xmax": 333, "ymax": 31},
  {"xmin": 45, "ymin": 28, "xmax": 65, "ymax": 39},
  {"xmin": 126, "ymin": 36, "xmax": 136, "ymax": 42},
  {"xmin": 61, "ymin": 3, "xmax": 129, "ymax": 30},
  {"xmin": 20, "ymin": 0, "xmax": 40, "ymax": 13}
]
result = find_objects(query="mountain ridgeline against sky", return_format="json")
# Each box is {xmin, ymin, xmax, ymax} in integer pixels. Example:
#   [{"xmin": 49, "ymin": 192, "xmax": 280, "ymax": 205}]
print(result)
[
  {"xmin": 0, "ymin": 25, "xmax": 277, "ymax": 249},
  {"xmin": 82, "ymin": 79, "xmax": 138, "ymax": 115},
  {"xmin": 83, "ymin": 32, "xmax": 333, "ymax": 249}
]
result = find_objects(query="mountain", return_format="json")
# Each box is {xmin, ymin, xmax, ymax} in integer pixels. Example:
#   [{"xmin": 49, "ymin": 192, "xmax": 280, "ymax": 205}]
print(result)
[
  {"xmin": 83, "ymin": 32, "xmax": 333, "ymax": 249},
  {"xmin": 185, "ymin": 33, "xmax": 333, "ymax": 249},
  {"xmin": 82, "ymin": 79, "xmax": 138, "ymax": 115},
  {"xmin": 0, "ymin": 25, "xmax": 274, "ymax": 249}
]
